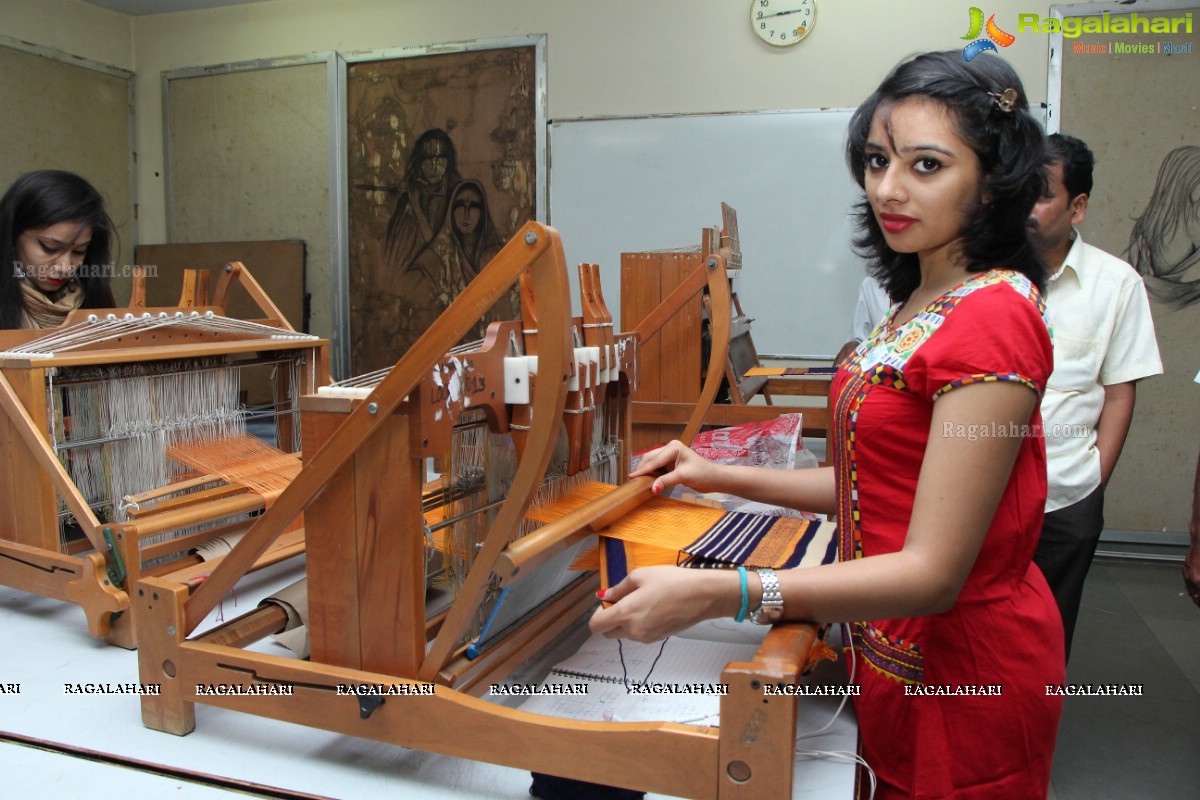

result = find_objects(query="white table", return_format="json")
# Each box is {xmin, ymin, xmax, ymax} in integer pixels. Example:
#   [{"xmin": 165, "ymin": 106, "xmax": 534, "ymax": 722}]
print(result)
[{"xmin": 0, "ymin": 560, "xmax": 856, "ymax": 799}]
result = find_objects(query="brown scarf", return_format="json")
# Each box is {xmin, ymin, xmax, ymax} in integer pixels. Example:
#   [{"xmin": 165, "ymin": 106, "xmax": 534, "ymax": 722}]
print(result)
[{"xmin": 19, "ymin": 278, "xmax": 84, "ymax": 329}]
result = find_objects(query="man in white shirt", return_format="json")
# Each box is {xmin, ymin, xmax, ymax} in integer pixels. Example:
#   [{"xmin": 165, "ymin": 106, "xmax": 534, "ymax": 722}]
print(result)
[
  {"xmin": 833, "ymin": 276, "xmax": 890, "ymax": 364},
  {"xmin": 1028, "ymin": 134, "xmax": 1163, "ymax": 660}
]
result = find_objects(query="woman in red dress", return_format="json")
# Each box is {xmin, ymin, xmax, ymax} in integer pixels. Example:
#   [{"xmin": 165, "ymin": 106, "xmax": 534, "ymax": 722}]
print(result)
[{"xmin": 590, "ymin": 51, "xmax": 1064, "ymax": 798}]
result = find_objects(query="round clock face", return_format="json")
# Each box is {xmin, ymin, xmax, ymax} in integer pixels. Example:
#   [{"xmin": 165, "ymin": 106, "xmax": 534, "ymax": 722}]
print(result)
[{"xmin": 750, "ymin": 0, "xmax": 816, "ymax": 47}]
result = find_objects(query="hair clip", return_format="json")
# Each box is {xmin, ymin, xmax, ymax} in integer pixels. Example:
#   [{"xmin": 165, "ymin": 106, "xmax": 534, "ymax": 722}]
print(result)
[{"xmin": 989, "ymin": 87, "xmax": 1019, "ymax": 113}]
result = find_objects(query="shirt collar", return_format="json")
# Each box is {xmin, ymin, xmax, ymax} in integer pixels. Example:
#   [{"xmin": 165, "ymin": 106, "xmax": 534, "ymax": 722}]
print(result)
[{"xmin": 1047, "ymin": 229, "xmax": 1084, "ymax": 284}]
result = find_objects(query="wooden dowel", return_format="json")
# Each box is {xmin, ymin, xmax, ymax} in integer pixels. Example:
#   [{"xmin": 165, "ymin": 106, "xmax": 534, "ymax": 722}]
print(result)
[
  {"xmin": 142, "ymin": 553, "xmax": 204, "ymax": 578},
  {"xmin": 196, "ymin": 602, "xmax": 291, "ymax": 648},
  {"xmin": 126, "ymin": 483, "xmax": 246, "ymax": 519},
  {"xmin": 122, "ymin": 494, "xmax": 264, "ymax": 539},
  {"xmin": 495, "ymin": 476, "xmax": 654, "ymax": 583},
  {"xmin": 124, "ymin": 473, "xmax": 223, "ymax": 505}
]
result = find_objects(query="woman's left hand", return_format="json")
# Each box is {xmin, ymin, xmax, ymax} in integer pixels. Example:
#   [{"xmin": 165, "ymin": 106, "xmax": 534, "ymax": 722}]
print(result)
[{"xmin": 588, "ymin": 566, "xmax": 737, "ymax": 643}]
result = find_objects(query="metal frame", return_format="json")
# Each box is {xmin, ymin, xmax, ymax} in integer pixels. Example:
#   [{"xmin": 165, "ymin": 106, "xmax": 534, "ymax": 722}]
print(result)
[
  {"xmin": 329, "ymin": 53, "xmax": 351, "ymax": 380},
  {"xmin": 161, "ymin": 35, "xmax": 547, "ymax": 381},
  {"xmin": 0, "ymin": 35, "xmax": 137, "ymax": 261},
  {"xmin": 1046, "ymin": 0, "xmax": 1197, "ymax": 132},
  {"xmin": 337, "ymin": 34, "xmax": 548, "ymax": 380},
  {"xmin": 338, "ymin": 34, "xmax": 548, "ymax": 221},
  {"xmin": 162, "ymin": 52, "xmax": 339, "ymax": 370}
]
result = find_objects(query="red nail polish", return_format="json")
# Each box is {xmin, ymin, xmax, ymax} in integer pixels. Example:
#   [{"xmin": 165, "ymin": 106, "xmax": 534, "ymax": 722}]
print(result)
[
  {"xmin": 652, "ymin": 484, "xmax": 661, "ymax": 495},
  {"xmin": 596, "ymin": 589, "xmax": 606, "ymax": 599}
]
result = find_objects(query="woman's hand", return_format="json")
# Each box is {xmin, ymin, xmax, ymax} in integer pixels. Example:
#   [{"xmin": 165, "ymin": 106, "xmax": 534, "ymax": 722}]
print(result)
[
  {"xmin": 629, "ymin": 440, "xmax": 720, "ymax": 496},
  {"xmin": 588, "ymin": 566, "xmax": 739, "ymax": 643}
]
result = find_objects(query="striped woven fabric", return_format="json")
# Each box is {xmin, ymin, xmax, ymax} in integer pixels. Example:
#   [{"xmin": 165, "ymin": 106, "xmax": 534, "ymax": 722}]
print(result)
[
  {"xmin": 534, "ymin": 482, "xmax": 837, "ymax": 588},
  {"xmin": 679, "ymin": 512, "xmax": 833, "ymax": 569}
]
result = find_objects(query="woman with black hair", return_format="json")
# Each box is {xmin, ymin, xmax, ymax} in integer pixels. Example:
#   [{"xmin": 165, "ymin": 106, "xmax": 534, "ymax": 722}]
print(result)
[
  {"xmin": 0, "ymin": 169, "xmax": 116, "ymax": 329},
  {"xmin": 590, "ymin": 51, "xmax": 1063, "ymax": 798},
  {"xmin": 383, "ymin": 128, "xmax": 463, "ymax": 277}
]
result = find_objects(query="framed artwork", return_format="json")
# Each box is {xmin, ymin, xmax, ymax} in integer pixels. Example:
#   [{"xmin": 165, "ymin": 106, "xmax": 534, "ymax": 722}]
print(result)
[
  {"xmin": 1048, "ymin": 2, "xmax": 1199, "ymax": 533},
  {"xmin": 346, "ymin": 39, "xmax": 543, "ymax": 374}
]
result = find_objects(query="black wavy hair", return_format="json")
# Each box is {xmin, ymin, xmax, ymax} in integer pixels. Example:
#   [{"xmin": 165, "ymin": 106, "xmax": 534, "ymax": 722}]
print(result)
[
  {"xmin": 845, "ymin": 51, "xmax": 1048, "ymax": 302},
  {"xmin": 0, "ymin": 169, "xmax": 116, "ymax": 329},
  {"xmin": 1045, "ymin": 133, "xmax": 1094, "ymax": 200}
]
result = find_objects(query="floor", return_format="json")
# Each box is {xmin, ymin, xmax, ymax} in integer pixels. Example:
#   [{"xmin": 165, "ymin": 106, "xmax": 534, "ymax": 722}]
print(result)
[{"xmin": 1049, "ymin": 550, "xmax": 1200, "ymax": 800}]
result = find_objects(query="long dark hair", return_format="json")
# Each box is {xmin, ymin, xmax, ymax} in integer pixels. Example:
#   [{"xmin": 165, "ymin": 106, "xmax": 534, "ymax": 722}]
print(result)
[
  {"xmin": 1125, "ymin": 145, "xmax": 1200, "ymax": 308},
  {"xmin": 0, "ymin": 169, "xmax": 116, "ymax": 329},
  {"xmin": 846, "ymin": 51, "xmax": 1047, "ymax": 302}
]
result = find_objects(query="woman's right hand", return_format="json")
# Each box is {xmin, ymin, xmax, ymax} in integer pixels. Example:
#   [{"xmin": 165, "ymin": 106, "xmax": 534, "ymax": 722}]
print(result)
[{"xmin": 629, "ymin": 440, "xmax": 722, "ymax": 496}]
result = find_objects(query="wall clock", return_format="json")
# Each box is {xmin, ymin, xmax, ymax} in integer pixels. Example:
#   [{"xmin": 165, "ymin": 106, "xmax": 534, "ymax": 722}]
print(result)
[{"xmin": 750, "ymin": 0, "xmax": 816, "ymax": 47}]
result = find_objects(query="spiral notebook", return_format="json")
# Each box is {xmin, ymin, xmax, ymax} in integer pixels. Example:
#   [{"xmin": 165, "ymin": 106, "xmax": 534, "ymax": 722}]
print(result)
[{"xmin": 517, "ymin": 633, "xmax": 761, "ymax": 725}]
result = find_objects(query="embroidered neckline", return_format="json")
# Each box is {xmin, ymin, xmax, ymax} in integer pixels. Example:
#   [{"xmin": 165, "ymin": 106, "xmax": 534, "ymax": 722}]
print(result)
[{"xmin": 882, "ymin": 270, "xmax": 995, "ymax": 331}]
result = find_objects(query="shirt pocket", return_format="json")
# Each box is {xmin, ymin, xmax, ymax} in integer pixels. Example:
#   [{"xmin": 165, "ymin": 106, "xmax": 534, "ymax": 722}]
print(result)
[{"xmin": 1047, "ymin": 333, "xmax": 1103, "ymax": 393}]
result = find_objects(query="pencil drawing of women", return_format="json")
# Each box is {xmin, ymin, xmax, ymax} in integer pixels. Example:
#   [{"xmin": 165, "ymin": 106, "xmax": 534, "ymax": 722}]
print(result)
[
  {"xmin": 383, "ymin": 128, "xmax": 463, "ymax": 276},
  {"xmin": 1126, "ymin": 145, "xmax": 1200, "ymax": 308}
]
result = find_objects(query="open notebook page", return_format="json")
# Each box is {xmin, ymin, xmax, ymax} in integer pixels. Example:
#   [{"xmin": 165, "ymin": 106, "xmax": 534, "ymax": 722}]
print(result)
[{"xmin": 516, "ymin": 633, "xmax": 761, "ymax": 725}]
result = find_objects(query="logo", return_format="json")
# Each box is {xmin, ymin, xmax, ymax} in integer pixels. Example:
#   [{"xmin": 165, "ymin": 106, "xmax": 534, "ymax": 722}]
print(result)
[
  {"xmin": 961, "ymin": 7, "xmax": 1015, "ymax": 61},
  {"xmin": 1018, "ymin": 12, "xmax": 1192, "ymax": 39}
]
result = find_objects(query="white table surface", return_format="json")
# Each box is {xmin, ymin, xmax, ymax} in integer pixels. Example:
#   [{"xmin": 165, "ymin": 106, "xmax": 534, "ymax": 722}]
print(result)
[{"xmin": 0, "ymin": 559, "xmax": 856, "ymax": 799}]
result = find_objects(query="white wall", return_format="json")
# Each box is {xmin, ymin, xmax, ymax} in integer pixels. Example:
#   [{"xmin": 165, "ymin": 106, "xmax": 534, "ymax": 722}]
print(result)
[
  {"xmin": 0, "ymin": 0, "xmax": 1054, "ymax": 241},
  {"xmin": 123, "ymin": 0, "xmax": 1052, "ymax": 243},
  {"xmin": 0, "ymin": 0, "xmax": 131, "ymax": 69}
]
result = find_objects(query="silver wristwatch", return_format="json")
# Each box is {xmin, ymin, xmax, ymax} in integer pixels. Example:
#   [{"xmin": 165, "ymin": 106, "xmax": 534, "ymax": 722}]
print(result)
[{"xmin": 750, "ymin": 568, "xmax": 784, "ymax": 625}]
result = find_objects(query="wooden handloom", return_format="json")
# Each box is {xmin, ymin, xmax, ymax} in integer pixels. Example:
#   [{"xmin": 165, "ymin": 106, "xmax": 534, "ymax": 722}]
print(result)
[
  {"xmin": 624, "ymin": 204, "xmax": 833, "ymax": 461},
  {"xmin": 0, "ymin": 263, "xmax": 329, "ymax": 647},
  {"xmin": 133, "ymin": 222, "xmax": 823, "ymax": 799}
]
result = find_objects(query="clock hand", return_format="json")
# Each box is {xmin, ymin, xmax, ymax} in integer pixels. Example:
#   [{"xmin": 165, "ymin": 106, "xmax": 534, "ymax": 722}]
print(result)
[{"xmin": 758, "ymin": 8, "xmax": 807, "ymax": 20}]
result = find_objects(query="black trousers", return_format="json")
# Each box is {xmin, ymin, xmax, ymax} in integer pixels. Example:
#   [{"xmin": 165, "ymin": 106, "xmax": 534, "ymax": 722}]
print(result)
[{"xmin": 1033, "ymin": 484, "xmax": 1105, "ymax": 663}]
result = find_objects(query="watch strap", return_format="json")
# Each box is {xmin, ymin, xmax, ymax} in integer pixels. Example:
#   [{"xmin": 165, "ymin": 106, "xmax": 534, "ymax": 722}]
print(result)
[{"xmin": 750, "ymin": 567, "xmax": 783, "ymax": 625}]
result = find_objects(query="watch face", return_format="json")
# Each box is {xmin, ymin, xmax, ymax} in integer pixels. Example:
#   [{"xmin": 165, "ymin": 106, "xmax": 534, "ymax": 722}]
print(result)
[{"xmin": 750, "ymin": 0, "xmax": 816, "ymax": 47}]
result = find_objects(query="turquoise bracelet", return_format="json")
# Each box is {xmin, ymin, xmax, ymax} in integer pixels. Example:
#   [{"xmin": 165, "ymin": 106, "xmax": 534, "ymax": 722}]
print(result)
[{"xmin": 735, "ymin": 566, "xmax": 749, "ymax": 623}]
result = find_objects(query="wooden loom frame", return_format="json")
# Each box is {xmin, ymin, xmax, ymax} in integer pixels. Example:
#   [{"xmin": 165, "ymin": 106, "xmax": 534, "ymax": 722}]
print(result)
[
  {"xmin": 626, "ymin": 204, "xmax": 833, "ymax": 460},
  {"xmin": 0, "ymin": 264, "xmax": 329, "ymax": 647},
  {"xmin": 134, "ymin": 222, "xmax": 822, "ymax": 799}
]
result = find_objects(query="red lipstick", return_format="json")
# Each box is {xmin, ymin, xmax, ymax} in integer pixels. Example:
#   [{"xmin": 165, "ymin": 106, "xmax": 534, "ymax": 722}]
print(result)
[{"xmin": 879, "ymin": 213, "xmax": 916, "ymax": 233}]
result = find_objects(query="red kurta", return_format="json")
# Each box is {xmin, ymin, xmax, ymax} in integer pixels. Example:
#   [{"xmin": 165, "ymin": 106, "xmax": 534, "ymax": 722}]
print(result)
[{"xmin": 831, "ymin": 270, "xmax": 1064, "ymax": 799}]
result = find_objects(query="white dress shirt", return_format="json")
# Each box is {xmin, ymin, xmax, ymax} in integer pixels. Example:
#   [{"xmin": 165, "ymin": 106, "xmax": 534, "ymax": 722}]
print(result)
[
  {"xmin": 1041, "ymin": 231, "xmax": 1163, "ymax": 512},
  {"xmin": 850, "ymin": 276, "xmax": 891, "ymax": 343}
]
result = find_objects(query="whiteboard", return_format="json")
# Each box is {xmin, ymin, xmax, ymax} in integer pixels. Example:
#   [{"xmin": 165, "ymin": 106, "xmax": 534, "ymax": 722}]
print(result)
[{"xmin": 548, "ymin": 109, "xmax": 868, "ymax": 358}]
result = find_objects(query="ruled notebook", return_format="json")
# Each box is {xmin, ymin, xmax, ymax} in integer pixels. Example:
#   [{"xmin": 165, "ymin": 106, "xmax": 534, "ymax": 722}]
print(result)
[{"xmin": 517, "ymin": 633, "xmax": 761, "ymax": 725}]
